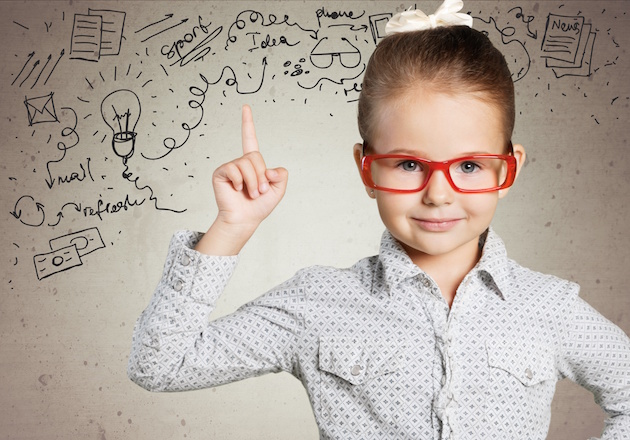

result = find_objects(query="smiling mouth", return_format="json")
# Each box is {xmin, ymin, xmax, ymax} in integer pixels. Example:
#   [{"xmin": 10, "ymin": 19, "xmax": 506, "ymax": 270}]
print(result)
[{"xmin": 413, "ymin": 218, "xmax": 462, "ymax": 232}]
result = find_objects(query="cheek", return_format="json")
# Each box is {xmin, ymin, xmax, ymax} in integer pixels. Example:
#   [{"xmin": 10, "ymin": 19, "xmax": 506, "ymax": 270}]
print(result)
[
  {"xmin": 462, "ymin": 194, "xmax": 500, "ymax": 218},
  {"xmin": 376, "ymin": 193, "xmax": 417, "ymax": 214},
  {"xmin": 375, "ymin": 193, "xmax": 414, "ymax": 227},
  {"xmin": 375, "ymin": 195, "xmax": 395, "ymax": 224}
]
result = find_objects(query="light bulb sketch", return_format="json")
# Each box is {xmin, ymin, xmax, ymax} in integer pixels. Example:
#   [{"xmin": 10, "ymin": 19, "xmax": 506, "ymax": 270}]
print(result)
[{"xmin": 100, "ymin": 89, "xmax": 141, "ymax": 164}]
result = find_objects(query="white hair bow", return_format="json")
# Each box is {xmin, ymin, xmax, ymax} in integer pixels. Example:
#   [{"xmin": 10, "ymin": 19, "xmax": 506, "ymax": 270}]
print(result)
[{"xmin": 385, "ymin": 0, "xmax": 473, "ymax": 35}]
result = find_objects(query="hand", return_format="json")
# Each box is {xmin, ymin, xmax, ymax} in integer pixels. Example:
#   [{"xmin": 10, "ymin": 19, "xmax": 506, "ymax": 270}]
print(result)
[{"xmin": 196, "ymin": 105, "xmax": 288, "ymax": 255}]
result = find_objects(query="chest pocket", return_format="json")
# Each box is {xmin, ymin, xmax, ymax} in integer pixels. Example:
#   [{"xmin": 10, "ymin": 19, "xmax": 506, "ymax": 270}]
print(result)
[
  {"xmin": 486, "ymin": 338, "xmax": 556, "ymax": 386},
  {"xmin": 317, "ymin": 336, "xmax": 409, "ymax": 433},
  {"xmin": 319, "ymin": 336, "xmax": 407, "ymax": 385}
]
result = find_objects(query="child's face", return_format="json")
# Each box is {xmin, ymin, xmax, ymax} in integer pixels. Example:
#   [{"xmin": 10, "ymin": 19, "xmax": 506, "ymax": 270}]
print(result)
[{"xmin": 354, "ymin": 89, "xmax": 525, "ymax": 266}]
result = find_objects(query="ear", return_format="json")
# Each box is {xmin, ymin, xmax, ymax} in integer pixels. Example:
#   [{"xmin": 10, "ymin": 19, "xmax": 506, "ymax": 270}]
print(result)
[
  {"xmin": 353, "ymin": 142, "xmax": 376, "ymax": 199},
  {"xmin": 498, "ymin": 143, "xmax": 526, "ymax": 199}
]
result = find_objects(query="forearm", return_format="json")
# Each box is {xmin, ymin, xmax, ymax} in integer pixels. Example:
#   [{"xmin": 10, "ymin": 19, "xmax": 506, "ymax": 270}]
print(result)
[
  {"xmin": 128, "ymin": 230, "xmax": 239, "ymax": 391},
  {"xmin": 128, "ymin": 230, "xmax": 303, "ymax": 392},
  {"xmin": 559, "ymin": 297, "xmax": 630, "ymax": 438}
]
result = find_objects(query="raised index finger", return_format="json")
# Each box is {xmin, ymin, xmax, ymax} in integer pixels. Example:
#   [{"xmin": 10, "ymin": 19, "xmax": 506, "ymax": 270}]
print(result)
[{"xmin": 241, "ymin": 104, "xmax": 259, "ymax": 154}]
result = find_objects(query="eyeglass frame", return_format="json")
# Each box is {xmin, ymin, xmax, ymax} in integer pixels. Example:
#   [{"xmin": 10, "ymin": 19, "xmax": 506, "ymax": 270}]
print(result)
[
  {"xmin": 309, "ymin": 37, "xmax": 361, "ymax": 69},
  {"xmin": 359, "ymin": 141, "xmax": 517, "ymax": 194}
]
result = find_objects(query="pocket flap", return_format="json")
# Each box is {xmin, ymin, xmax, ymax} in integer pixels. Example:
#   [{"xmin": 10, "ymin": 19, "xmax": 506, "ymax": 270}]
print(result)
[
  {"xmin": 319, "ymin": 336, "xmax": 406, "ymax": 385},
  {"xmin": 486, "ymin": 339, "xmax": 556, "ymax": 386}
]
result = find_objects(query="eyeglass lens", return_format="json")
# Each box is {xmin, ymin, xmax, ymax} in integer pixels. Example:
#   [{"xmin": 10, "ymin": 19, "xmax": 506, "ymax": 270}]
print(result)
[{"xmin": 369, "ymin": 157, "xmax": 509, "ymax": 191}]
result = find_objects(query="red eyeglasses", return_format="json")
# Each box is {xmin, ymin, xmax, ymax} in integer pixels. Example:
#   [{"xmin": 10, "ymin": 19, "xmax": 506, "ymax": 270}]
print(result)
[{"xmin": 360, "ymin": 142, "xmax": 517, "ymax": 194}]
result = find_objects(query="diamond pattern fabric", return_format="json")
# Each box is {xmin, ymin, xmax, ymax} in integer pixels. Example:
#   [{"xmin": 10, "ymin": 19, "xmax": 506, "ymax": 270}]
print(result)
[{"xmin": 128, "ymin": 228, "xmax": 630, "ymax": 439}]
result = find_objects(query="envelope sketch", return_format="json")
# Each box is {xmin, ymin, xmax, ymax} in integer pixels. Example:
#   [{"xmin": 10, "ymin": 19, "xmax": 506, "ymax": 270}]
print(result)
[{"xmin": 24, "ymin": 92, "xmax": 59, "ymax": 126}]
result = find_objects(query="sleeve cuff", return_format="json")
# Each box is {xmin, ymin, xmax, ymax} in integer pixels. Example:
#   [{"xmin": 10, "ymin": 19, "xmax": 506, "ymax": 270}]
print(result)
[{"xmin": 163, "ymin": 230, "xmax": 239, "ymax": 305}]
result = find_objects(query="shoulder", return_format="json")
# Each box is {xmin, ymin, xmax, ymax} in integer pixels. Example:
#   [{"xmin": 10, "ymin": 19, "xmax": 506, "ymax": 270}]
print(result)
[
  {"xmin": 295, "ymin": 255, "xmax": 380, "ymax": 293},
  {"xmin": 506, "ymin": 258, "xmax": 580, "ymax": 299},
  {"xmin": 247, "ymin": 253, "xmax": 377, "ymax": 291},
  {"xmin": 250, "ymin": 254, "xmax": 380, "ymax": 305},
  {"xmin": 502, "ymin": 258, "xmax": 581, "ymax": 330}
]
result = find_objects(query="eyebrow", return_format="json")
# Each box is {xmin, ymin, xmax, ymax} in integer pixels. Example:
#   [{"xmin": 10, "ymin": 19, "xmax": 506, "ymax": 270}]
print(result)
[
  {"xmin": 363, "ymin": 141, "xmax": 512, "ymax": 159},
  {"xmin": 377, "ymin": 147, "xmax": 499, "ymax": 157}
]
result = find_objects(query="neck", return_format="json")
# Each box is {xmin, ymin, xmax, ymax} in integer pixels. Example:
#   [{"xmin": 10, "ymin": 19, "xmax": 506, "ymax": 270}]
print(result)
[{"xmin": 402, "ymin": 237, "xmax": 481, "ymax": 307}]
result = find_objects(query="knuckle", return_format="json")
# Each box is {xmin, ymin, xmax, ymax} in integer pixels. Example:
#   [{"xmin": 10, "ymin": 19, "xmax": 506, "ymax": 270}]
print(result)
[
  {"xmin": 223, "ymin": 162, "xmax": 238, "ymax": 175},
  {"xmin": 244, "ymin": 151, "xmax": 262, "ymax": 161}
]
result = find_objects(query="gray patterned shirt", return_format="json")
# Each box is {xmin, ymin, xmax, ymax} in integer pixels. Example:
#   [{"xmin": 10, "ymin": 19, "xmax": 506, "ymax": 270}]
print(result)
[{"xmin": 128, "ymin": 228, "xmax": 630, "ymax": 439}]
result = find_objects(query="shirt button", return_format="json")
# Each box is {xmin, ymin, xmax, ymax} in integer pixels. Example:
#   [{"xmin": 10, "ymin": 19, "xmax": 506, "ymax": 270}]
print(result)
[
  {"xmin": 181, "ymin": 254, "xmax": 191, "ymax": 266},
  {"xmin": 350, "ymin": 364, "xmax": 362, "ymax": 376},
  {"xmin": 173, "ymin": 279, "xmax": 184, "ymax": 291},
  {"xmin": 525, "ymin": 368, "xmax": 533, "ymax": 380}
]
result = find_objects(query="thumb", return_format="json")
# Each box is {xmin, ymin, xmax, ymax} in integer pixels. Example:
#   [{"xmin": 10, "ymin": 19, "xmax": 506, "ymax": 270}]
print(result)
[{"xmin": 266, "ymin": 167, "xmax": 288, "ymax": 184}]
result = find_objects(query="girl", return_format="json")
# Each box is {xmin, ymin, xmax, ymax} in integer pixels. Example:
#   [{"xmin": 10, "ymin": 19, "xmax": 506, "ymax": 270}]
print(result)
[{"xmin": 128, "ymin": 1, "xmax": 630, "ymax": 438}]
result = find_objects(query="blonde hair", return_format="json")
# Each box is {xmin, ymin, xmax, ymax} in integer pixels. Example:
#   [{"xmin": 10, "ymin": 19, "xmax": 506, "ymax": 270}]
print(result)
[{"xmin": 358, "ymin": 26, "xmax": 515, "ymax": 146}]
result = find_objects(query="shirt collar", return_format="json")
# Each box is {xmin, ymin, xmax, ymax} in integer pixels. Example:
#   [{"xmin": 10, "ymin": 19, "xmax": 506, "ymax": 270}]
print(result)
[
  {"xmin": 474, "ymin": 227, "xmax": 512, "ymax": 301},
  {"xmin": 378, "ymin": 227, "xmax": 512, "ymax": 300},
  {"xmin": 378, "ymin": 230, "xmax": 423, "ymax": 293}
]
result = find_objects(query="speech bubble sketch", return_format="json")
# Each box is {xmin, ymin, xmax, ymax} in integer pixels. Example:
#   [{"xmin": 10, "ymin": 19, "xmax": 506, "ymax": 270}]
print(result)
[
  {"xmin": 541, "ymin": 13, "xmax": 597, "ymax": 78},
  {"xmin": 33, "ymin": 227, "xmax": 106, "ymax": 280},
  {"xmin": 24, "ymin": 92, "xmax": 59, "ymax": 126}
]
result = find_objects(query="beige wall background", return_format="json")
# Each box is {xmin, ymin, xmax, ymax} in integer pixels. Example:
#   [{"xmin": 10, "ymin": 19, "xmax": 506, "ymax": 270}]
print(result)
[{"xmin": 1, "ymin": 1, "xmax": 628, "ymax": 439}]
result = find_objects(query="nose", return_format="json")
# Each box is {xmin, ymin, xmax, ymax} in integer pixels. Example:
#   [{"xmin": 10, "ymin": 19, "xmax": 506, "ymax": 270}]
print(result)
[{"xmin": 422, "ymin": 169, "xmax": 455, "ymax": 206}]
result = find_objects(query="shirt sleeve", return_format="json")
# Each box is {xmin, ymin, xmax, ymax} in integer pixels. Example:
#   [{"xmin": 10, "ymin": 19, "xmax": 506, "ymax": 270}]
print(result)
[
  {"xmin": 127, "ymin": 230, "xmax": 305, "ymax": 392},
  {"xmin": 558, "ymin": 296, "xmax": 630, "ymax": 439}
]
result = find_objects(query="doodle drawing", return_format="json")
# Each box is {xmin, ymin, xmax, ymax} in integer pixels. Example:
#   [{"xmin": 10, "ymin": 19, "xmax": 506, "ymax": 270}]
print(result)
[
  {"xmin": 540, "ymin": 13, "xmax": 597, "ymax": 78},
  {"xmin": 368, "ymin": 13, "xmax": 393, "ymax": 45},
  {"xmin": 24, "ymin": 92, "xmax": 59, "ymax": 126},
  {"xmin": 101, "ymin": 89, "xmax": 141, "ymax": 164},
  {"xmin": 70, "ymin": 9, "xmax": 126, "ymax": 62},
  {"xmin": 33, "ymin": 227, "xmax": 106, "ymax": 280},
  {"xmin": 70, "ymin": 14, "xmax": 103, "ymax": 62},
  {"xmin": 88, "ymin": 9, "xmax": 126, "ymax": 56},
  {"xmin": 49, "ymin": 227, "xmax": 106, "ymax": 258},
  {"xmin": 309, "ymin": 37, "xmax": 361, "ymax": 69},
  {"xmin": 34, "ymin": 245, "xmax": 83, "ymax": 280}
]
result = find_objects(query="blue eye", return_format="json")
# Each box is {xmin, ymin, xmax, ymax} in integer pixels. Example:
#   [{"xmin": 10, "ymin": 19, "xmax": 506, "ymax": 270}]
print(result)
[
  {"xmin": 398, "ymin": 160, "xmax": 422, "ymax": 172},
  {"xmin": 459, "ymin": 161, "xmax": 480, "ymax": 173}
]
